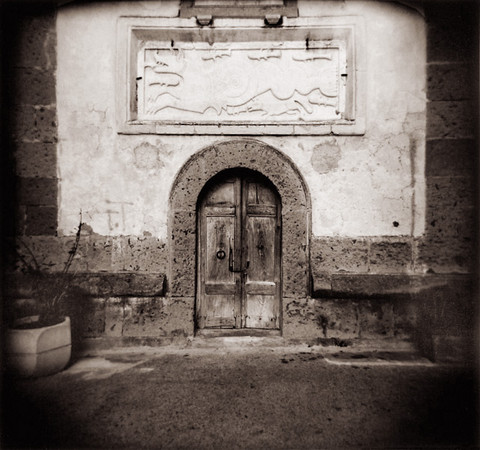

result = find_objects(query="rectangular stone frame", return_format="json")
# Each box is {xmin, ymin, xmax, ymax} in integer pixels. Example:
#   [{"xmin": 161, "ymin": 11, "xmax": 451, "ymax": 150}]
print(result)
[
  {"xmin": 116, "ymin": 16, "xmax": 365, "ymax": 135},
  {"xmin": 179, "ymin": 0, "xmax": 299, "ymax": 19}
]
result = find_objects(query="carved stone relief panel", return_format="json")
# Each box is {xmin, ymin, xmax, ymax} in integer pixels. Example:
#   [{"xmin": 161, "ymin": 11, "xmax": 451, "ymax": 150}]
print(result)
[
  {"xmin": 139, "ymin": 41, "xmax": 345, "ymax": 122},
  {"xmin": 117, "ymin": 18, "xmax": 365, "ymax": 135}
]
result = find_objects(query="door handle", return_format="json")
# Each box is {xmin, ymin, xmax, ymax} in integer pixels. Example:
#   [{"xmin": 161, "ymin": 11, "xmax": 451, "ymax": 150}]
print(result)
[
  {"xmin": 229, "ymin": 245, "xmax": 241, "ymax": 272},
  {"xmin": 229, "ymin": 245, "xmax": 247, "ymax": 273}
]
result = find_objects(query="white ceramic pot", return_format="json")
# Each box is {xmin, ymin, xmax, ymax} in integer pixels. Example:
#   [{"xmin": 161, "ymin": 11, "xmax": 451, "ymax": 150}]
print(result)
[{"xmin": 6, "ymin": 316, "xmax": 71, "ymax": 378}]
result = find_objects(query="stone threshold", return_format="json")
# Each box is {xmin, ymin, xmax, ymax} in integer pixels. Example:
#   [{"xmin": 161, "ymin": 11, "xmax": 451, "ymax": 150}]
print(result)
[{"xmin": 77, "ymin": 336, "xmax": 418, "ymax": 354}]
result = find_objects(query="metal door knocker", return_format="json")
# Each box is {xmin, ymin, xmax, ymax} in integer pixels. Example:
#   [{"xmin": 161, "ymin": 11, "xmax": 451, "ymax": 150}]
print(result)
[{"xmin": 216, "ymin": 250, "xmax": 226, "ymax": 260}]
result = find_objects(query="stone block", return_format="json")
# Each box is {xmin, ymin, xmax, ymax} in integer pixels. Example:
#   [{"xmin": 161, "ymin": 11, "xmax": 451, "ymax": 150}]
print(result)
[
  {"xmin": 425, "ymin": 139, "xmax": 476, "ymax": 177},
  {"xmin": 427, "ymin": 63, "xmax": 473, "ymax": 101},
  {"xmin": 13, "ymin": 9, "xmax": 57, "ymax": 69},
  {"xmin": 73, "ymin": 273, "xmax": 165, "ymax": 297},
  {"xmin": 358, "ymin": 300, "xmax": 394, "ymax": 338},
  {"xmin": 311, "ymin": 237, "xmax": 369, "ymax": 274},
  {"xmin": 425, "ymin": 277, "xmax": 475, "ymax": 334},
  {"xmin": 314, "ymin": 299, "xmax": 360, "ymax": 339},
  {"xmin": 158, "ymin": 297, "xmax": 194, "ymax": 337},
  {"xmin": 61, "ymin": 235, "xmax": 89, "ymax": 273},
  {"xmin": 420, "ymin": 176, "xmax": 476, "ymax": 271},
  {"xmin": 84, "ymin": 236, "xmax": 113, "ymax": 272},
  {"xmin": 122, "ymin": 297, "xmax": 162, "ymax": 337},
  {"xmin": 427, "ymin": 101, "xmax": 475, "ymax": 139},
  {"xmin": 311, "ymin": 273, "xmax": 332, "ymax": 295},
  {"xmin": 416, "ymin": 236, "xmax": 476, "ymax": 274},
  {"xmin": 282, "ymin": 251, "xmax": 309, "ymax": 298},
  {"xmin": 120, "ymin": 273, "xmax": 166, "ymax": 297},
  {"xmin": 105, "ymin": 297, "xmax": 124, "ymax": 337},
  {"xmin": 170, "ymin": 250, "xmax": 196, "ymax": 297},
  {"xmin": 11, "ymin": 105, "xmax": 37, "ymax": 141},
  {"xmin": 122, "ymin": 297, "xmax": 194, "ymax": 338},
  {"xmin": 11, "ymin": 106, "xmax": 57, "ymax": 142},
  {"xmin": 25, "ymin": 205, "xmax": 57, "ymax": 235},
  {"xmin": 393, "ymin": 299, "xmax": 418, "ymax": 339},
  {"xmin": 282, "ymin": 212, "xmax": 309, "ymax": 297},
  {"xmin": 64, "ymin": 295, "xmax": 105, "ymax": 340},
  {"xmin": 282, "ymin": 297, "xmax": 319, "ymax": 340},
  {"xmin": 426, "ymin": 3, "xmax": 476, "ymax": 62},
  {"xmin": 112, "ymin": 236, "xmax": 168, "ymax": 272},
  {"xmin": 18, "ymin": 176, "xmax": 57, "ymax": 206},
  {"xmin": 330, "ymin": 274, "xmax": 413, "ymax": 296},
  {"xmin": 425, "ymin": 176, "xmax": 476, "ymax": 215},
  {"xmin": 13, "ymin": 67, "xmax": 56, "ymax": 105},
  {"xmin": 171, "ymin": 211, "xmax": 196, "ymax": 250},
  {"xmin": 14, "ymin": 142, "xmax": 57, "ymax": 178},
  {"xmin": 369, "ymin": 241, "xmax": 413, "ymax": 274},
  {"xmin": 33, "ymin": 106, "xmax": 57, "ymax": 143},
  {"xmin": 13, "ymin": 235, "xmax": 67, "ymax": 272}
]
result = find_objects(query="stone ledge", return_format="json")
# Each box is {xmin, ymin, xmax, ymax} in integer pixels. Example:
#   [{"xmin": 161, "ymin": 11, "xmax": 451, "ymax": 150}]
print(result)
[
  {"xmin": 6, "ymin": 272, "xmax": 167, "ymax": 298},
  {"xmin": 312, "ymin": 273, "xmax": 474, "ymax": 299}
]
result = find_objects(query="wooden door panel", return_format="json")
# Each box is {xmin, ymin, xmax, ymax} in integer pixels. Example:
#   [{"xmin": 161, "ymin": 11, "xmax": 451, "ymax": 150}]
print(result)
[
  {"xmin": 246, "ymin": 216, "xmax": 276, "ymax": 282},
  {"xmin": 205, "ymin": 181, "xmax": 235, "ymax": 206},
  {"xmin": 244, "ymin": 214, "xmax": 279, "ymax": 328},
  {"xmin": 202, "ymin": 210, "xmax": 237, "ymax": 328},
  {"xmin": 205, "ymin": 214, "xmax": 235, "ymax": 284},
  {"xmin": 203, "ymin": 295, "xmax": 236, "ymax": 328},
  {"xmin": 245, "ymin": 294, "xmax": 279, "ymax": 328},
  {"xmin": 246, "ymin": 181, "xmax": 277, "ymax": 206}
]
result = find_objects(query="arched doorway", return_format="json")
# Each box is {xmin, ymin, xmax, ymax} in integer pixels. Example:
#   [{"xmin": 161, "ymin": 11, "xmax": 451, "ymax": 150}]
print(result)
[
  {"xmin": 196, "ymin": 169, "xmax": 281, "ymax": 331},
  {"xmin": 169, "ymin": 139, "xmax": 311, "ymax": 338}
]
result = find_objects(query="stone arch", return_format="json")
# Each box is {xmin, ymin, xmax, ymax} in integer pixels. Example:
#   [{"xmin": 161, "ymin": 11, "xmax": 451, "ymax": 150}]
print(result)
[{"xmin": 168, "ymin": 139, "xmax": 311, "ymax": 309}]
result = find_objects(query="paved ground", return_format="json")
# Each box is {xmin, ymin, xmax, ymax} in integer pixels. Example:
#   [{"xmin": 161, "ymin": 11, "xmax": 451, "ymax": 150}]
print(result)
[{"xmin": 1, "ymin": 343, "xmax": 478, "ymax": 449}]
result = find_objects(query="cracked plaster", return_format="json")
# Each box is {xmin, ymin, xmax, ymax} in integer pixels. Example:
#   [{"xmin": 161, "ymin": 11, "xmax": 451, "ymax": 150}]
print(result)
[{"xmin": 57, "ymin": 0, "xmax": 426, "ymax": 239}]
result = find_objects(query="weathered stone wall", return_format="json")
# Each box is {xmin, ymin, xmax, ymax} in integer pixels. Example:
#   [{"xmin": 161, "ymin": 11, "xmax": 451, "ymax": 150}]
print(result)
[
  {"xmin": 418, "ymin": 1, "xmax": 478, "ymax": 361},
  {"xmin": 307, "ymin": 2, "xmax": 478, "ymax": 360},
  {"xmin": 2, "ymin": 1, "xmax": 477, "ymax": 358},
  {"xmin": 1, "ymin": 4, "xmax": 58, "ymax": 238}
]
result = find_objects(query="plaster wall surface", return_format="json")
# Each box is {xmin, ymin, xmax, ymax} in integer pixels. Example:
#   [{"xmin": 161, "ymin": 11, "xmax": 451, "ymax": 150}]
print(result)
[{"xmin": 56, "ymin": 0, "xmax": 425, "ymax": 239}]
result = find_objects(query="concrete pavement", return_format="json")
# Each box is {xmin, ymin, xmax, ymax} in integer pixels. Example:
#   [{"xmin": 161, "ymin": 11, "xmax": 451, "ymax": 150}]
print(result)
[{"xmin": 2, "ymin": 342, "xmax": 478, "ymax": 449}]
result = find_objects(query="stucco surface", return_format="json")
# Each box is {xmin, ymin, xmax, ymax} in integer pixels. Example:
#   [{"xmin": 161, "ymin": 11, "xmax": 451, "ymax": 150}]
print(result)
[{"xmin": 56, "ymin": 0, "xmax": 426, "ymax": 238}]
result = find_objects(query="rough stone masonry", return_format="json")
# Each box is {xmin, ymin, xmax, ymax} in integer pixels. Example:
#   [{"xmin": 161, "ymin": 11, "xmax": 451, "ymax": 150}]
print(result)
[{"xmin": 1, "ymin": 0, "xmax": 477, "ymax": 363}]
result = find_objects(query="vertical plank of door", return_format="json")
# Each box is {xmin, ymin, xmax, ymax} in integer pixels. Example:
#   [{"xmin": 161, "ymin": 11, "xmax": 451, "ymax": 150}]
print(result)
[
  {"xmin": 234, "ymin": 178, "xmax": 243, "ymax": 328},
  {"xmin": 243, "ymin": 180, "xmax": 280, "ymax": 329}
]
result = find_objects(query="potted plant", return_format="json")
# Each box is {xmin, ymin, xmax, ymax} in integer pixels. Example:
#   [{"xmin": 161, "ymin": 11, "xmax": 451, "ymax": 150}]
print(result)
[{"xmin": 5, "ymin": 219, "xmax": 83, "ymax": 378}]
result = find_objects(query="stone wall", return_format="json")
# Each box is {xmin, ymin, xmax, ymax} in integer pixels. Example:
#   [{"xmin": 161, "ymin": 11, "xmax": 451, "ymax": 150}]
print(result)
[
  {"xmin": 420, "ymin": 1, "xmax": 478, "ymax": 361},
  {"xmin": 1, "ymin": 4, "xmax": 58, "ymax": 238},
  {"xmin": 1, "ymin": 1, "xmax": 477, "ymax": 359}
]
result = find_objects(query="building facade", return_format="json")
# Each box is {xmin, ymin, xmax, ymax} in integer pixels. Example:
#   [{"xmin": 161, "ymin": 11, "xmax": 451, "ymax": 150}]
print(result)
[{"xmin": 2, "ymin": 0, "xmax": 478, "ymax": 361}]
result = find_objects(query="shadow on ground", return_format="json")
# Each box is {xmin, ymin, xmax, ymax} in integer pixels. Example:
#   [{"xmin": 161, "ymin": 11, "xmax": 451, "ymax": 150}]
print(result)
[{"xmin": 1, "ymin": 349, "xmax": 478, "ymax": 449}]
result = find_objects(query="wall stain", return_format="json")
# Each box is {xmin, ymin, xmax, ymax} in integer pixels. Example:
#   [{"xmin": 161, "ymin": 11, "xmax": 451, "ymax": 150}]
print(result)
[
  {"xmin": 311, "ymin": 140, "xmax": 342, "ymax": 174},
  {"xmin": 133, "ymin": 142, "xmax": 164, "ymax": 171}
]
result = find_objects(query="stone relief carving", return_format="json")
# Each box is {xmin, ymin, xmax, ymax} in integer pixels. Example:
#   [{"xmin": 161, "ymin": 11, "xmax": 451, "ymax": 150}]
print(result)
[{"xmin": 138, "ymin": 41, "xmax": 346, "ymax": 123}]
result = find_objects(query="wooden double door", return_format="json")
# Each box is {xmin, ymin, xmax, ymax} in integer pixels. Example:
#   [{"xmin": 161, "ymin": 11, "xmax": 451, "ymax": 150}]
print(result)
[{"xmin": 197, "ymin": 170, "xmax": 281, "ymax": 330}]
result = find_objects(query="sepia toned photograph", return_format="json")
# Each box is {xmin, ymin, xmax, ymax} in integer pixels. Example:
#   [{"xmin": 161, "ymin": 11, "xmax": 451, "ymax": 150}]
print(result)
[{"xmin": 1, "ymin": 0, "xmax": 478, "ymax": 448}]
